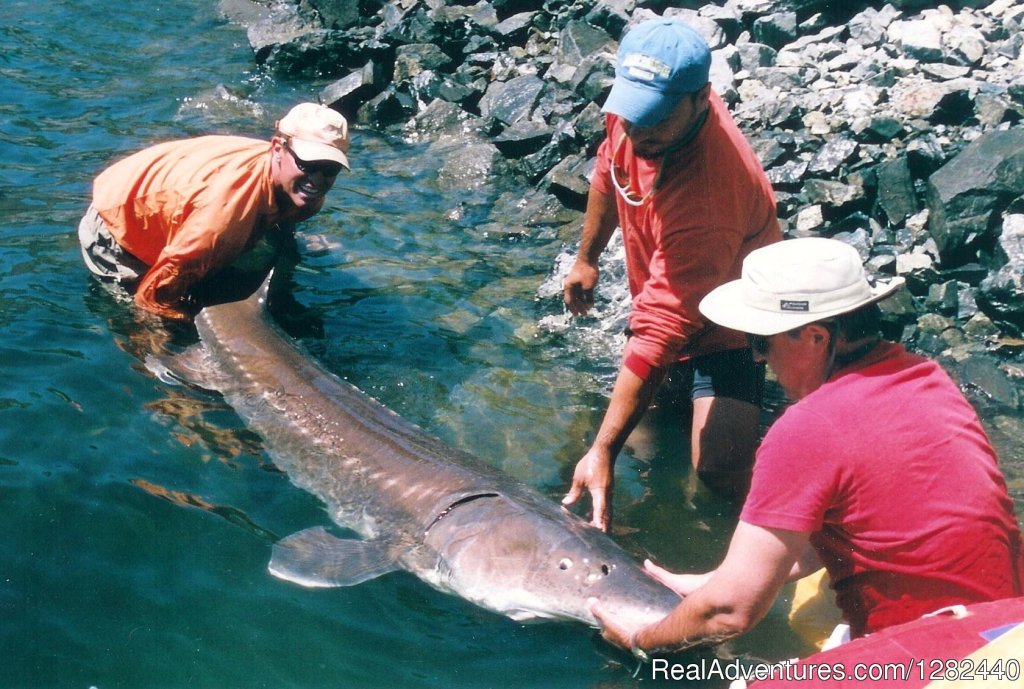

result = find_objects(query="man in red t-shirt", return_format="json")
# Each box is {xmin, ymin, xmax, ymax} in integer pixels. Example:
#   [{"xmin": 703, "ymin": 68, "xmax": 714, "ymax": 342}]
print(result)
[
  {"xmin": 591, "ymin": 238, "xmax": 1023, "ymax": 658},
  {"xmin": 561, "ymin": 19, "xmax": 780, "ymax": 530}
]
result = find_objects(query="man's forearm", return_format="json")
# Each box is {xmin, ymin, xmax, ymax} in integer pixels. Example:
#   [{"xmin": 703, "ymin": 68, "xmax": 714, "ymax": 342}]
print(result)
[
  {"xmin": 577, "ymin": 187, "xmax": 619, "ymax": 266},
  {"xmin": 592, "ymin": 363, "xmax": 665, "ymax": 459},
  {"xmin": 632, "ymin": 587, "xmax": 749, "ymax": 655}
]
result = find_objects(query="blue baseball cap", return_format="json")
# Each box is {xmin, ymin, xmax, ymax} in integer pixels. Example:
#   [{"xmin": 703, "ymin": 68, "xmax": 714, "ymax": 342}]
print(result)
[{"xmin": 601, "ymin": 19, "xmax": 711, "ymax": 128}]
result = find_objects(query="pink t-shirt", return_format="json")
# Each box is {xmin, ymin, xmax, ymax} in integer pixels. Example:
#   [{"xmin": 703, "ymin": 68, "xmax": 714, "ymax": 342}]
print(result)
[
  {"xmin": 591, "ymin": 92, "xmax": 781, "ymax": 371},
  {"xmin": 742, "ymin": 342, "xmax": 1024, "ymax": 636}
]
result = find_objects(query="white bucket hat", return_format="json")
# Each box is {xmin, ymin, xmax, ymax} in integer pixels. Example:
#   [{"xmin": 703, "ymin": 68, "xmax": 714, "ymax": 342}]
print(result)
[
  {"xmin": 277, "ymin": 103, "xmax": 350, "ymax": 169},
  {"xmin": 699, "ymin": 238, "xmax": 904, "ymax": 336}
]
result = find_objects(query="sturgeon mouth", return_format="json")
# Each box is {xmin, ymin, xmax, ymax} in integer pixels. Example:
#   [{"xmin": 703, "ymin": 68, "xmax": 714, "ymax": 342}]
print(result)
[{"xmin": 424, "ymin": 493, "xmax": 499, "ymax": 534}]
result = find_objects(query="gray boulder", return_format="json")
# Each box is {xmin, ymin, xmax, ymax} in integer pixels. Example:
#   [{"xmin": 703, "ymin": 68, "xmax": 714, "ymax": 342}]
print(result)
[{"xmin": 926, "ymin": 130, "xmax": 1024, "ymax": 262}]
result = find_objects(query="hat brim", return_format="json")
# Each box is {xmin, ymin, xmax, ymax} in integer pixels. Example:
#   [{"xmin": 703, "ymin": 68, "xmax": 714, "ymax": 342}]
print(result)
[
  {"xmin": 289, "ymin": 138, "xmax": 350, "ymax": 169},
  {"xmin": 601, "ymin": 79, "xmax": 682, "ymax": 128},
  {"xmin": 699, "ymin": 277, "xmax": 905, "ymax": 336}
]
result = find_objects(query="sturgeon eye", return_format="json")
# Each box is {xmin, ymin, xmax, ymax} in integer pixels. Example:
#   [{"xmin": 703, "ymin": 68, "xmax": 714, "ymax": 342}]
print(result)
[{"xmin": 558, "ymin": 558, "xmax": 573, "ymax": 570}]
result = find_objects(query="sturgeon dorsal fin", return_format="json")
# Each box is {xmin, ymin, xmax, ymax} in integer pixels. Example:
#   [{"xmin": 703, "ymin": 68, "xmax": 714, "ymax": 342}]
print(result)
[
  {"xmin": 254, "ymin": 268, "xmax": 274, "ymax": 311},
  {"xmin": 269, "ymin": 526, "xmax": 401, "ymax": 588}
]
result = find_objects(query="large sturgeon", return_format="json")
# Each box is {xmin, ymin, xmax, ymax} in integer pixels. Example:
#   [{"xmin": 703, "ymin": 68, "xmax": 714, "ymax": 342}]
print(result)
[{"xmin": 162, "ymin": 278, "xmax": 680, "ymax": 629}]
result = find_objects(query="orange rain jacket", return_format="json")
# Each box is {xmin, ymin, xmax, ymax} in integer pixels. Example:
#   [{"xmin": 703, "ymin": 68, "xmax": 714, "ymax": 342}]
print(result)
[{"xmin": 92, "ymin": 135, "xmax": 282, "ymax": 320}]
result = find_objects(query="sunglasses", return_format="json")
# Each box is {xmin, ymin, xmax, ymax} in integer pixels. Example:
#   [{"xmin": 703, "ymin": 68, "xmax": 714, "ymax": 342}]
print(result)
[
  {"xmin": 284, "ymin": 143, "xmax": 343, "ymax": 178},
  {"xmin": 747, "ymin": 333, "xmax": 771, "ymax": 357},
  {"xmin": 747, "ymin": 321, "xmax": 837, "ymax": 357}
]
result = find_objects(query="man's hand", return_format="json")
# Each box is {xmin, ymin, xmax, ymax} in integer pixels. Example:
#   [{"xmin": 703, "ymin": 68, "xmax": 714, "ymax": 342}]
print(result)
[
  {"xmin": 562, "ymin": 448, "xmax": 614, "ymax": 532},
  {"xmin": 644, "ymin": 560, "xmax": 712, "ymax": 597},
  {"xmin": 590, "ymin": 600, "xmax": 638, "ymax": 652},
  {"xmin": 563, "ymin": 260, "xmax": 599, "ymax": 316}
]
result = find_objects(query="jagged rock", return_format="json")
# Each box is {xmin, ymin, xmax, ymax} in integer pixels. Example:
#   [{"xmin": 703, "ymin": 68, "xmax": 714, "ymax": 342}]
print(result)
[
  {"xmin": 887, "ymin": 17, "xmax": 945, "ymax": 62},
  {"xmin": 357, "ymin": 87, "xmax": 415, "ymax": 126},
  {"xmin": 847, "ymin": 5, "xmax": 899, "ymax": 45},
  {"xmin": 807, "ymin": 136, "xmax": 857, "ymax": 176},
  {"xmin": 434, "ymin": 138, "xmax": 509, "ymax": 190},
  {"xmin": 321, "ymin": 61, "xmax": 387, "ymax": 118},
  {"xmin": 978, "ymin": 215, "xmax": 1024, "ymax": 335},
  {"xmin": 875, "ymin": 157, "xmax": 918, "ymax": 224},
  {"xmin": 307, "ymin": 0, "xmax": 362, "ymax": 29},
  {"xmin": 479, "ymin": 74, "xmax": 546, "ymax": 126},
  {"xmin": 492, "ymin": 120, "xmax": 555, "ymax": 157},
  {"xmin": 494, "ymin": 11, "xmax": 537, "ymax": 43},
  {"xmin": 926, "ymin": 130, "xmax": 1024, "ymax": 262},
  {"xmin": 926, "ymin": 280, "xmax": 959, "ymax": 315},
  {"xmin": 393, "ymin": 43, "xmax": 453, "ymax": 82},
  {"xmin": 803, "ymin": 178, "xmax": 864, "ymax": 213},
  {"xmin": 752, "ymin": 11, "xmax": 797, "ymax": 50},
  {"xmin": 543, "ymin": 154, "xmax": 591, "ymax": 210},
  {"xmin": 960, "ymin": 357, "xmax": 1020, "ymax": 408},
  {"xmin": 406, "ymin": 98, "xmax": 486, "ymax": 138}
]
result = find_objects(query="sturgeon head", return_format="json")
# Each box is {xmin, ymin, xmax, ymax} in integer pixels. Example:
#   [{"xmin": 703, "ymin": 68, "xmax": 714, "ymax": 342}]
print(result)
[{"xmin": 420, "ymin": 491, "xmax": 682, "ymax": 628}]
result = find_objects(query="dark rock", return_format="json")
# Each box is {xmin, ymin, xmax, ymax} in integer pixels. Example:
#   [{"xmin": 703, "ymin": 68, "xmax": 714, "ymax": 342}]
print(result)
[
  {"xmin": 940, "ymin": 262, "xmax": 989, "ymax": 286},
  {"xmin": 479, "ymin": 74, "xmax": 546, "ymax": 126},
  {"xmin": 583, "ymin": 0, "xmax": 629, "ymax": 39},
  {"xmin": 357, "ymin": 87, "xmax": 415, "ymax": 126},
  {"xmin": 926, "ymin": 130, "xmax": 1024, "ymax": 262},
  {"xmin": 767, "ymin": 159, "xmax": 809, "ymax": 190},
  {"xmin": 494, "ymin": 11, "xmax": 537, "ymax": 44},
  {"xmin": 307, "ymin": 0, "xmax": 362, "ymax": 29},
  {"xmin": 858, "ymin": 117, "xmax": 905, "ymax": 144},
  {"xmin": 407, "ymin": 99, "xmax": 486, "ymax": 139},
  {"xmin": 926, "ymin": 280, "xmax": 960, "ymax": 315},
  {"xmin": 321, "ymin": 61, "xmax": 387, "ymax": 119},
  {"xmin": 434, "ymin": 139, "xmax": 510, "ymax": 191},
  {"xmin": 393, "ymin": 43, "xmax": 453, "ymax": 82},
  {"xmin": 752, "ymin": 11, "xmax": 798, "ymax": 50},
  {"xmin": 960, "ymin": 357, "xmax": 1019, "ymax": 409},
  {"xmin": 905, "ymin": 134, "xmax": 946, "ymax": 179},
  {"xmin": 978, "ymin": 214, "xmax": 1024, "ymax": 335},
  {"xmin": 807, "ymin": 136, "xmax": 858, "ymax": 176},
  {"xmin": 875, "ymin": 157, "xmax": 918, "ymax": 225},
  {"xmin": 543, "ymin": 154, "xmax": 592, "ymax": 210},
  {"xmin": 493, "ymin": 120, "xmax": 555, "ymax": 158}
]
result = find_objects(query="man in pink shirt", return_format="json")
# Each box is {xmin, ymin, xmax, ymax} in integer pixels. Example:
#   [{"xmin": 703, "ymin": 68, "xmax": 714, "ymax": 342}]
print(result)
[
  {"xmin": 79, "ymin": 103, "xmax": 350, "ymax": 321},
  {"xmin": 592, "ymin": 238, "xmax": 1023, "ymax": 659},
  {"xmin": 562, "ymin": 19, "xmax": 781, "ymax": 529}
]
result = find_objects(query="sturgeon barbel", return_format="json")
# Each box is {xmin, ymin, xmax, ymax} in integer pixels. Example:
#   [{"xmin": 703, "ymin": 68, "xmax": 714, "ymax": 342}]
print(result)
[{"xmin": 165, "ymin": 278, "xmax": 680, "ymax": 629}]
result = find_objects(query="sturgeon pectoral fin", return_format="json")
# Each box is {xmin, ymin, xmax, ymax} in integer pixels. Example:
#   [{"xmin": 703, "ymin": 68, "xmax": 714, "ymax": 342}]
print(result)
[
  {"xmin": 144, "ymin": 344, "xmax": 223, "ymax": 392},
  {"xmin": 269, "ymin": 526, "xmax": 400, "ymax": 588}
]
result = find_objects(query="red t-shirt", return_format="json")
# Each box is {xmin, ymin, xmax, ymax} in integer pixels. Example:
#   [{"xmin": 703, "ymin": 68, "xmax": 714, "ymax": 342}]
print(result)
[
  {"xmin": 742, "ymin": 342, "xmax": 1024, "ymax": 636},
  {"xmin": 591, "ymin": 92, "xmax": 781, "ymax": 371}
]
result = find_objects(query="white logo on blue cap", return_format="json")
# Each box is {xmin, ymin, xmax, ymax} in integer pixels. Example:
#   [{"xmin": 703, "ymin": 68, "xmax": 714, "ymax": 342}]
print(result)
[{"xmin": 622, "ymin": 53, "xmax": 671, "ymax": 81}]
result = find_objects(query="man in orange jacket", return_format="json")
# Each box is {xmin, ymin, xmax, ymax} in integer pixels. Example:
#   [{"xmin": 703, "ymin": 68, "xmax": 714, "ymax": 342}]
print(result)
[{"xmin": 79, "ymin": 102, "xmax": 350, "ymax": 321}]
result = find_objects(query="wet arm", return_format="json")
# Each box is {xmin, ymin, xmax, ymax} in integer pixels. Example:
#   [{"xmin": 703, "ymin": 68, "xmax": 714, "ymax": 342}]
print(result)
[
  {"xmin": 563, "ymin": 187, "xmax": 618, "ymax": 316},
  {"xmin": 597, "ymin": 522, "xmax": 809, "ymax": 654}
]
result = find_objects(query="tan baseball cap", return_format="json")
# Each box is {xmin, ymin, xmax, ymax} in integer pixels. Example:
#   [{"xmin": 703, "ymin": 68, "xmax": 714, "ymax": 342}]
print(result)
[{"xmin": 277, "ymin": 103, "xmax": 350, "ymax": 169}]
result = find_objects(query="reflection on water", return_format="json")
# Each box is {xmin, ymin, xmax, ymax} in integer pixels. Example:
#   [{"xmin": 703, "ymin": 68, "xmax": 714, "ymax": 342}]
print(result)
[{"xmin": 2, "ymin": 0, "xmax": 1022, "ymax": 687}]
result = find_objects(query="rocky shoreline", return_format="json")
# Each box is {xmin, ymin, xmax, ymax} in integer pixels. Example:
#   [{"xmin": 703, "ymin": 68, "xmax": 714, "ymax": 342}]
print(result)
[{"xmin": 220, "ymin": 0, "xmax": 1024, "ymax": 414}]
